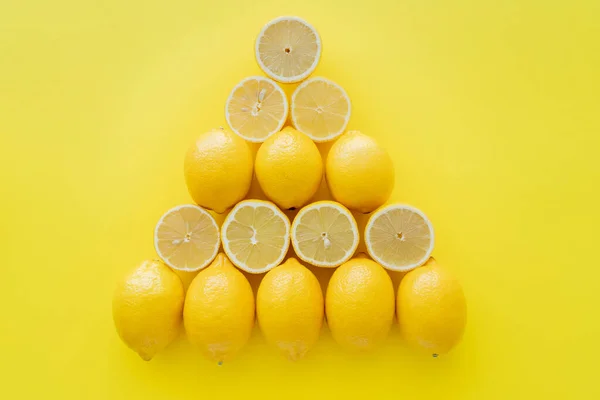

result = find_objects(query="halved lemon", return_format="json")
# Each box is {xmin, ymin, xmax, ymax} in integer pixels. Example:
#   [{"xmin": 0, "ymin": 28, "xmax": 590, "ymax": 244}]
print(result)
[
  {"xmin": 291, "ymin": 77, "xmax": 351, "ymax": 142},
  {"xmin": 255, "ymin": 16, "xmax": 321, "ymax": 83},
  {"xmin": 154, "ymin": 205, "xmax": 220, "ymax": 272},
  {"xmin": 225, "ymin": 76, "xmax": 288, "ymax": 143},
  {"xmin": 291, "ymin": 201, "xmax": 359, "ymax": 268},
  {"xmin": 365, "ymin": 204, "xmax": 434, "ymax": 272},
  {"xmin": 221, "ymin": 200, "xmax": 290, "ymax": 274}
]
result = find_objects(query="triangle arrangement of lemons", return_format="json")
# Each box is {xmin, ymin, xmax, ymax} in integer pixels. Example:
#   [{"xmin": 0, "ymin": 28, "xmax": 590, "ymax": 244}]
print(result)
[{"xmin": 113, "ymin": 15, "xmax": 466, "ymax": 363}]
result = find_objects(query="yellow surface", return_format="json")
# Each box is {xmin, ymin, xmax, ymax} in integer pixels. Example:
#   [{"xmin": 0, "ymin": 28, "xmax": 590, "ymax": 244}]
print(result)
[{"xmin": 1, "ymin": 0, "xmax": 599, "ymax": 398}]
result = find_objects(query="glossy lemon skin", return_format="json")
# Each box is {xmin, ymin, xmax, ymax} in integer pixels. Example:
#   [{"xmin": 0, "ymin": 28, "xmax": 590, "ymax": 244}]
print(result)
[
  {"xmin": 184, "ymin": 128, "xmax": 253, "ymax": 213},
  {"xmin": 397, "ymin": 258, "xmax": 467, "ymax": 355},
  {"xmin": 255, "ymin": 127, "xmax": 323, "ymax": 210},
  {"xmin": 326, "ymin": 131, "xmax": 394, "ymax": 213},
  {"xmin": 257, "ymin": 258, "xmax": 324, "ymax": 360},
  {"xmin": 326, "ymin": 257, "xmax": 395, "ymax": 350},
  {"xmin": 112, "ymin": 260, "xmax": 184, "ymax": 361},
  {"xmin": 184, "ymin": 253, "xmax": 255, "ymax": 363}
]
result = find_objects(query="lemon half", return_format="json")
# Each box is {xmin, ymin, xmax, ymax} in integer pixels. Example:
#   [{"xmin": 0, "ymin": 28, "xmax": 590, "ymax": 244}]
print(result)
[
  {"xmin": 255, "ymin": 16, "xmax": 321, "ymax": 83},
  {"xmin": 365, "ymin": 204, "xmax": 434, "ymax": 271},
  {"xmin": 291, "ymin": 201, "xmax": 359, "ymax": 268},
  {"xmin": 221, "ymin": 200, "xmax": 290, "ymax": 274}
]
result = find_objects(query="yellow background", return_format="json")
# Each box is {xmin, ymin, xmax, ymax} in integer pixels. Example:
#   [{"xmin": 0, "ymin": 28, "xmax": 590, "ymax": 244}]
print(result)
[{"xmin": 2, "ymin": 0, "xmax": 599, "ymax": 398}]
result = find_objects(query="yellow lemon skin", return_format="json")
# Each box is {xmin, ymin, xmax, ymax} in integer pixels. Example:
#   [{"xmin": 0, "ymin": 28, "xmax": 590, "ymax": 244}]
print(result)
[
  {"xmin": 326, "ymin": 257, "xmax": 395, "ymax": 350},
  {"xmin": 325, "ymin": 131, "xmax": 394, "ymax": 213},
  {"xmin": 184, "ymin": 253, "xmax": 255, "ymax": 363},
  {"xmin": 257, "ymin": 258, "xmax": 324, "ymax": 360},
  {"xmin": 112, "ymin": 260, "xmax": 184, "ymax": 361},
  {"xmin": 397, "ymin": 258, "xmax": 467, "ymax": 355},
  {"xmin": 255, "ymin": 127, "xmax": 323, "ymax": 210},
  {"xmin": 184, "ymin": 128, "xmax": 253, "ymax": 213}
]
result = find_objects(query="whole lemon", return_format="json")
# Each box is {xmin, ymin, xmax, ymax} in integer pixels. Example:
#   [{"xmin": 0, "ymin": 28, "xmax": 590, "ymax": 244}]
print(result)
[
  {"xmin": 112, "ymin": 260, "xmax": 184, "ymax": 361},
  {"xmin": 257, "ymin": 258, "xmax": 324, "ymax": 360},
  {"xmin": 397, "ymin": 258, "xmax": 467, "ymax": 356},
  {"xmin": 184, "ymin": 253, "xmax": 255, "ymax": 363},
  {"xmin": 326, "ymin": 131, "xmax": 394, "ymax": 213},
  {"xmin": 326, "ymin": 257, "xmax": 395, "ymax": 350},
  {"xmin": 184, "ymin": 127, "xmax": 253, "ymax": 213},
  {"xmin": 255, "ymin": 127, "xmax": 323, "ymax": 210}
]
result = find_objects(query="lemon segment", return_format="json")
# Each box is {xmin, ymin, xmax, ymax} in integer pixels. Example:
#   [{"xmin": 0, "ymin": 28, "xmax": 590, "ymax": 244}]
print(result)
[
  {"xmin": 154, "ymin": 205, "xmax": 220, "ymax": 272},
  {"xmin": 225, "ymin": 76, "xmax": 288, "ymax": 143},
  {"xmin": 291, "ymin": 77, "xmax": 351, "ymax": 142},
  {"xmin": 221, "ymin": 200, "xmax": 290, "ymax": 274},
  {"xmin": 365, "ymin": 204, "xmax": 434, "ymax": 271},
  {"xmin": 255, "ymin": 16, "xmax": 321, "ymax": 83},
  {"xmin": 291, "ymin": 201, "xmax": 359, "ymax": 268}
]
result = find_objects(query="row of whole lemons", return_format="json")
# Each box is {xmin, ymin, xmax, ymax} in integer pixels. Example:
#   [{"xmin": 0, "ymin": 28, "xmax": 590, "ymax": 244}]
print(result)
[{"xmin": 113, "ymin": 16, "xmax": 467, "ymax": 363}]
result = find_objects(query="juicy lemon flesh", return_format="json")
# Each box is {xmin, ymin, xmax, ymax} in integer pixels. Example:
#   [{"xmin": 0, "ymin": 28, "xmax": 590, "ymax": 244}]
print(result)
[
  {"xmin": 293, "ymin": 203, "xmax": 357, "ymax": 267},
  {"xmin": 155, "ymin": 206, "xmax": 219, "ymax": 271},
  {"xmin": 368, "ymin": 207, "xmax": 433, "ymax": 269},
  {"xmin": 227, "ymin": 78, "xmax": 287, "ymax": 141},
  {"xmin": 225, "ymin": 203, "xmax": 289, "ymax": 272},
  {"xmin": 293, "ymin": 79, "xmax": 350, "ymax": 140},
  {"xmin": 257, "ymin": 19, "xmax": 319, "ymax": 81}
]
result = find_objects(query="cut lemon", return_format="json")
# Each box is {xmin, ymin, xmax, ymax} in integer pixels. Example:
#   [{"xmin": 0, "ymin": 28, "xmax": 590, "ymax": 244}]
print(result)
[
  {"xmin": 291, "ymin": 77, "xmax": 351, "ymax": 142},
  {"xmin": 365, "ymin": 204, "xmax": 434, "ymax": 272},
  {"xmin": 291, "ymin": 201, "xmax": 359, "ymax": 268},
  {"xmin": 225, "ymin": 76, "xmax": 288, "ymax": 143},
  {"xmin": 255, "ymin": 16, "xmax": 321, "ymax": 83},
  {"xmin": 154, "ymin": 205, "xmax": 220, "ymax": 272},
  {"xmin": 221, "ymin": 200, "xmax": 290, "ymax": 274}
]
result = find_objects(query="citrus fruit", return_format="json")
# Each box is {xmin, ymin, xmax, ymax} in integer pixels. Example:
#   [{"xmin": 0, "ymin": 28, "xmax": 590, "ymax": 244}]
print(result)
[
  {"xmin": 365, "ymin": 204, "xmax": 434, "ymax": 271},
  {"xmin": 397, "ymin": 258, "xmax": 467, "ymax": 356},
  {"xmin": 255, "ymin": 127, "xmax": 323, "ymax": 210},
  {"xmin": 291, "ymin": 201, "xmax": 359, "ymax": 268},
  {"xmin": 184, "ymin": 127, "xmax": 253, "ymax": 213},
  {"xmin": 113, "ymin": 260, "xmax": 184, "ymax": 361},
  {"xmin": 221, "ymin": 200, "xmax": 291, "ymax": 274},
  {"xmin": 325, "ymin": 131, "xmax": 394, "ymax": 212},
  {"xmin": 326, "ymin": 257, "xmax": 394, "ymax": 350},
  {"xmin": 291, "ymin": 77, "xmax": 351, "ymax": 142},
  {"xmin": 154, "ymin": 204, "xmax": 220, "ymax": 272},
  {"xmin": 184, "ymin": 253, "xmax": 255, "ymax": 363},
  {"xmin": 257, "ymin": 258, "xmax": 324, "ymax": 360},
  {"xmin": 255, "ymin": 16, "xmax": 321, "ymax": 83},
  {"xmin": 225, "ymin": 76, "xmax": 288, "ymax": 142}
]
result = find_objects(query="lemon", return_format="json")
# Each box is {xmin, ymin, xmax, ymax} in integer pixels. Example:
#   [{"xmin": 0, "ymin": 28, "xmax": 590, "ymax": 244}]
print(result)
[
  {"xmin": 154, "ymin": 204, "xmax": 220, "ymax": 272},
  {"xmin": 184, "ymin": 253, "xmax": 255, "ymax": 363},
  {"xmin": 326, "ymin": 131, "xmax": 394, "ymax": 213},
  {"xmin": 397, "ymin": 258, "xmax": 467, "ymax": 356},
  {"xmin": 112, "ymin": 260, "xmax": 184, "ymax": 361},
  {"xmin": 255, "ymin": 16, "xmax": 321, "ymax": 83},
  {"xmin": 255, "ymin": 127, "xmax": 323, "ymax": 210},
  {"xmin": 257, "ymin": 258, "xmax": 324, "ymax": 360},
  {"xmin": 184, "ymin": 127, "xmax": 253, "ymax": 213},
  {"xmin": 291, "ymin": 77, "xmax": 351, "ymax": 142},
  {"xmin": 365, "ymin": 203, "xmax": 434, "ymax": 271},
  {"xmin": 225, "ymin": 76, "xmax": 288, "ymax": 142},
  {"xmin": 291, "ymin": 201, "xmax": 359, "ymax": 267},
  {"xmin": 221, "ymin": 200, "xmax": 290, "ymax": 274},
  {"xmin": 326, "ymin": 257, "xmax": 395, "ymax": 350}
]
